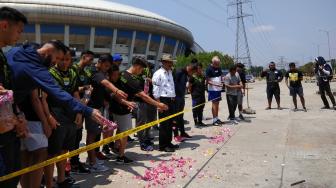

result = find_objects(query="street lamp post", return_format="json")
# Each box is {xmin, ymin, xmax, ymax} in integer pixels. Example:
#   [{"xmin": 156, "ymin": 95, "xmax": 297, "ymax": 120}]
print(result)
[{"xmin": 319, "ymin": 29, "xmax": 331, "ymax": 60}]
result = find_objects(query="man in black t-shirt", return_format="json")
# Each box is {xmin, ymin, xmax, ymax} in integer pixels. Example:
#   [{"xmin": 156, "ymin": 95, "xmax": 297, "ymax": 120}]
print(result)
[
  {"xmin": 110, "ymin": 57, "xmax": 167, "ymax": 164},
  {"xmin": 261, "ymin": 62, "xmax": 283, "ymax": 110},
  {"xmin": 188, "ymin": 63, "xmax": 206, "ymax": 127},
  {"xmin": 85, "ymin": 54, "xmax": 128, "ymax": 172},
  {"xmin": 285, "ymin": 63, "xmax": 306, "ymax": 111}
]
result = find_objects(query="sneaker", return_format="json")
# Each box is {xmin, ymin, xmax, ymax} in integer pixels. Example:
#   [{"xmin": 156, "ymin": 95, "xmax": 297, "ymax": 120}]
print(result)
[
  {"xmin": 169, "ymin": 143, "xmax": 179, "ymax": 149},
  {"xmin": 303, "ymin": 107, "xmax": 307, "ymax": 112},
  {"xmin": 216, "ymin": 119, "xmax": 224, "ymax": 124},
  {"xmin": 140, "ymin": 143, "xmax": 154, "ymax": 151},
  {"xmin": 127, "ymin": 136, "xmax": 135, "ymax": 143},
  {"xmin": 321, "ymin": 106, "xmax": 330, "ymax": 109},
  {"xmin": 333, "ymin": 106, "xmax": 336, "ymax": 110},
  {"xmin": 238, "ymin": 114, "xmax": 245, "ymax": 121},
  {"xmin": 90, "ymin": 163, "xmax": 109, "ymax": 173},
  {"xmin": 116, "ymin": 156, "xmax": 134, "ymax": 165},
  {"xmin": 174, "ymin": 136, "xmax": 185, "ymax": 142},
  {"xmin": 159, "ymin": 147, "xmax": 175, "ymax": 152},
  {"xmin": 292, "ymin": 108, "xmax": 298, "ymax": 112},
  {"xmin": 71, "ymin": 163, "xmax": 91, "ymax": 174},
  {"xmin": 198, "ymin": 122, "xmax": 207, "ymax": 127},
  {"xmin": 86, "ymin": 157, "xmax": 104, "ymax": 165},
  {"xmin": 180, "ymin": 132, "xmax": 192, "ymax": 139},
  {"xmin": 230, "ymin": 119, "xmax": 239, "ymax": 125},
  {"xmin": 57, "ymin": 178, "xmax": 74, "ymax": 188},
  {"xmin": 212, "ymin": 121, "xmax": 221, "ymax": 126},
  {"xmin": 96, "ymin": 151, "xmax": 111, "ymax": 160}
]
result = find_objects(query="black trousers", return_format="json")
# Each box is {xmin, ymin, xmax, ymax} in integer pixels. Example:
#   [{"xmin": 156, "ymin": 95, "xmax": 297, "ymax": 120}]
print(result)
[
  {"xmin": 319, "ymin": 82, "xmax": 336, "ymax": 107},
  {"xmin": 226, "ymin": 94, "xmax": 238, "ymax": 119},
  {"xmin": 173, "ymin": 97, "xmax": 185, "ymax": 136},
  {"xmin": 70, "ymin": 128, "xmax": 83, "ymax": 165},
  {"xmin": 0, "ymin": 132, "xmax": 21, "ymax": 188},
  {"xmin": 159, "ymin": 97, "xmax": 175, "ymax": 149},
  {"xmin": 192, "ymin": 96, "xmax": 205, "ymax": 123}
]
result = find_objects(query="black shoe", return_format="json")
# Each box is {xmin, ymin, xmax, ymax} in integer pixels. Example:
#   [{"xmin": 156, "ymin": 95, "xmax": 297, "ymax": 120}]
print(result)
[
  {"xmin": 159, "ymin": 147, "xmax": 175, "ymax": 152},
  {"xmin": 333, "ymin": 106, "xmax": 336, "ymax": 110},
  {"xmin": 303, "ymin": 107, "xmax": 307, "ymax": 112},
  {"xmin": 321, "ymin": 106, "xmax": 330, "ymax": 109},
  {"xmin": 116, "ymin": 156, "xmax": 134, "ymax": 165},
  {"xmin": 169, "ymin": 143, "xmax": 179, "ymax": 149},
  {"xmin": 181, "ymin": 132, "xmax": 192, "ymax": 139},
  {"xmin": 238, "ymin": 114, "xmax": 245, "ymax": 121},
  {"xmin": 198, "ymin": 122, "xmax": 207, "ymax": 127},
  {"xmin": 213, "ymin": 119, "xmax": 222, "ymax": 126},
  {"xmin": 71, "ymin": 163, "xmax": 91, "ymax": 174},
  {"xmin": 57, "ymin": 178, "xmax": 74, "ymax": 188},
  {"xmin": 216, "ymin": 119, "xmax": 224, "ymax": 124},
  {"xmin": 127, "ymin": 136, "xmax": 135, "ymax": 142}
]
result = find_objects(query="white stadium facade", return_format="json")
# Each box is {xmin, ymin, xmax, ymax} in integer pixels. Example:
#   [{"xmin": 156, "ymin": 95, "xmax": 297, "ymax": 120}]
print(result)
[{"xmin": 1, "ymin": 0, "xmax": 204, "ymax": 68}]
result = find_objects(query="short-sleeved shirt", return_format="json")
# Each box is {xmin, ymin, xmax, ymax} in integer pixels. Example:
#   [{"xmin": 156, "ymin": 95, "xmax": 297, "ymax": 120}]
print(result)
[
  {"xmin": 173, "ymin": 68, "xmax": 189, "ymax": 98},
  {"xmin": 285, "ymin": 70, "xmax": 303, "ymax": 88},
  {"xmin": 206, "ymin": 66, "xmax": 222, "ymax": 91},
  {"xmin": 189, "ymin": 74, "xmax": 206, "ymax": 98},
  {"xmin": 88, "ymin": 70, "xmax": 107, "ymax": 109},
  {"xmin": 261, "ymin": 69, "xmax": 283, "ymax": 88},
  {"xmin": 0, "ymin": 49, "xmax": 11, "ymax": 89},
  {"xmin": 71, "ymin": 63, "xmax": 92, "ymax": 87},
  {"xmin": 224, "ymin": 72, "xmax": 241, "ymax": 96},
  {"xmin": 109, "ymin": 71, "xmax": 142, "ymax": 115}
]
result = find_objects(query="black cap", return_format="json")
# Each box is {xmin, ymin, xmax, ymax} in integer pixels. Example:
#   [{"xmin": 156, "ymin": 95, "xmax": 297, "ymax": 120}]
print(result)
[{"xmin": 98, "ymin": 54, "xmax": 112, "ymax": 63}]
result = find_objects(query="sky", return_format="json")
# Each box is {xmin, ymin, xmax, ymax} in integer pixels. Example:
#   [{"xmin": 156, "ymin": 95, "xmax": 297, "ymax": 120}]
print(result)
[{"xmin": 110, "ymin": 0, "xmax": 336, "ymax": 66}]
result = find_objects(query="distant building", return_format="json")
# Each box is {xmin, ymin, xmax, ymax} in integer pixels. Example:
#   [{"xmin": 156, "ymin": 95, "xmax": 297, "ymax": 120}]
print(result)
[{"xmin": 1, "ymin": 0, "xmax": 204, "ymax": 69}]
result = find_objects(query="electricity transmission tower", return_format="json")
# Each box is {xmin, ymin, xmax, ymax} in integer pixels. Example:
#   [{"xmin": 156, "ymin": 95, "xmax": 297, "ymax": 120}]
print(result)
[{"xmin": 228, "ymin": 0, "xmax": 252, "ymax": 69}]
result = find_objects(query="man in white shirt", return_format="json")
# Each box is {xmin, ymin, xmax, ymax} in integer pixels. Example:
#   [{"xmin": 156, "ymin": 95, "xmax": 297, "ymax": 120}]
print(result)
[{"xmin": 152, "ymin": 54, "xmax": 179, "ymax": 152}]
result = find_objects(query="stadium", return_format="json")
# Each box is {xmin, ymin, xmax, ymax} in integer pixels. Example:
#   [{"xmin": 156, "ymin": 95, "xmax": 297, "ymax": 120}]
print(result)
[{"xmin": 1, "ymin": 0, "xmax": 203, "ymax": 69}]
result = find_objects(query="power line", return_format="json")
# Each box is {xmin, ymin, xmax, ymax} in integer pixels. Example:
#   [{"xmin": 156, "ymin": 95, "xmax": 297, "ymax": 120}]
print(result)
[
  {"xmin": 172, "ymin": 0, "xmax": 226, "ymax": 25},
  {"xmin": 228, "ymin": 0, "xmax": 253, "ymax": 68}
]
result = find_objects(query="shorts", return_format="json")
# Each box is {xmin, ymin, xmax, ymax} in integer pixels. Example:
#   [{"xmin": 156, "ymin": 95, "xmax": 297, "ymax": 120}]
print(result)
[
  {"xmin": 113, "ymin": 113, "xmax": 132, "ymax": 133},
  {"xmin": 237, "ymin": 92, "xmax": 244, "ymax": 105},
  {"xmin": 266, "ymin": 86, "xmax": 280, "ymax": 100},
  {"xmin": 85, "ymin": 108, "xmax": 103, "ymax": 135},
  {"xmin": 48, "ymin": 122, "xmax": 77, "ymax": 155},
  {"xmin": 289, "ymin": 87, "xmax": 304, "ymax": 97},
  {"xmin": 21, "ymin": 121, "xmax": 48, "ymax": 152},
  {"xmin": 208, "ymin": 91, "xmax": 222, "ymax": 102}
]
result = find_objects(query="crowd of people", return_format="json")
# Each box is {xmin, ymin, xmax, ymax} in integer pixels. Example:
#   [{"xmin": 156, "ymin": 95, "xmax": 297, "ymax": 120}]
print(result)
[{"xmin": 0, "ymin": 6, "xmax": 335, "ymax": 188}]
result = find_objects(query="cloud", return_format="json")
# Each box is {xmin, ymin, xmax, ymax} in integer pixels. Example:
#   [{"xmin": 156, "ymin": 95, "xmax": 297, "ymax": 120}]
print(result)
[{"xmin": 250, "ymin": 25, "xmax": 275, "ymax": 33}]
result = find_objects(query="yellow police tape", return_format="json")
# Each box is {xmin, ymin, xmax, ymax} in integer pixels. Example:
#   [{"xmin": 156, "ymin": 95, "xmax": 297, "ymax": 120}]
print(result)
[{"xmin": 0, "ymin": 97, "xmax": 218, "ymax": 182}]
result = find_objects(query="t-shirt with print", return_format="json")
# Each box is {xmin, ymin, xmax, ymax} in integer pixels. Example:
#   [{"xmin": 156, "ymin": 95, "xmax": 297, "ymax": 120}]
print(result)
[
  {"xmin": 110, "ymin": 71, "xmax": 142, "ymax": 115},
  {"xmin": 88, "ymin": 70, "xmax": 107, "ymax": 109},
  {"xmin": 189, "ymin": 75, "xmax": 206, "ymax": 99},
  {"xmin": 205, "ymin": 66, "xmax": 222, "ymax": 91},
  {"xmin": 285, "ymin": 70, "xmax": 303, "ymax": 88},
  {"xmin": 224, "ymin": 72, "xmax": 241, "ymax": 96}
]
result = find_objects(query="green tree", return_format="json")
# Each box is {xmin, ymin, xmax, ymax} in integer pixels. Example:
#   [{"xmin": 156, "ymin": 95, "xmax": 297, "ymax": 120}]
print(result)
[
  {"xmin": 175, "ymin": 51, "xmax": 234, "ymax": 70},
  {"xmin": 299, "ymin": 62, "xmax": 315, "ymax": 76}
]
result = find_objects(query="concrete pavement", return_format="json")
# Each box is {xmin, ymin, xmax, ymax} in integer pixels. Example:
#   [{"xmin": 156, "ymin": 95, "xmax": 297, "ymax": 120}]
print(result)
[{"xmin": 73, "ymin": 81, "xmax": 336, "ymax": 188}]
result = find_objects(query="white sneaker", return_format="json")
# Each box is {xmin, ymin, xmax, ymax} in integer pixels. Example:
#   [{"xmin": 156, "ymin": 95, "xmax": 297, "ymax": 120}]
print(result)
[
  {"xmin": 90, "ymin": 163, "xmax": 109, "ymax": 173},
  {"xmin": 230, "ymin": 119, "xmax": 239, "ymax": 125}
]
